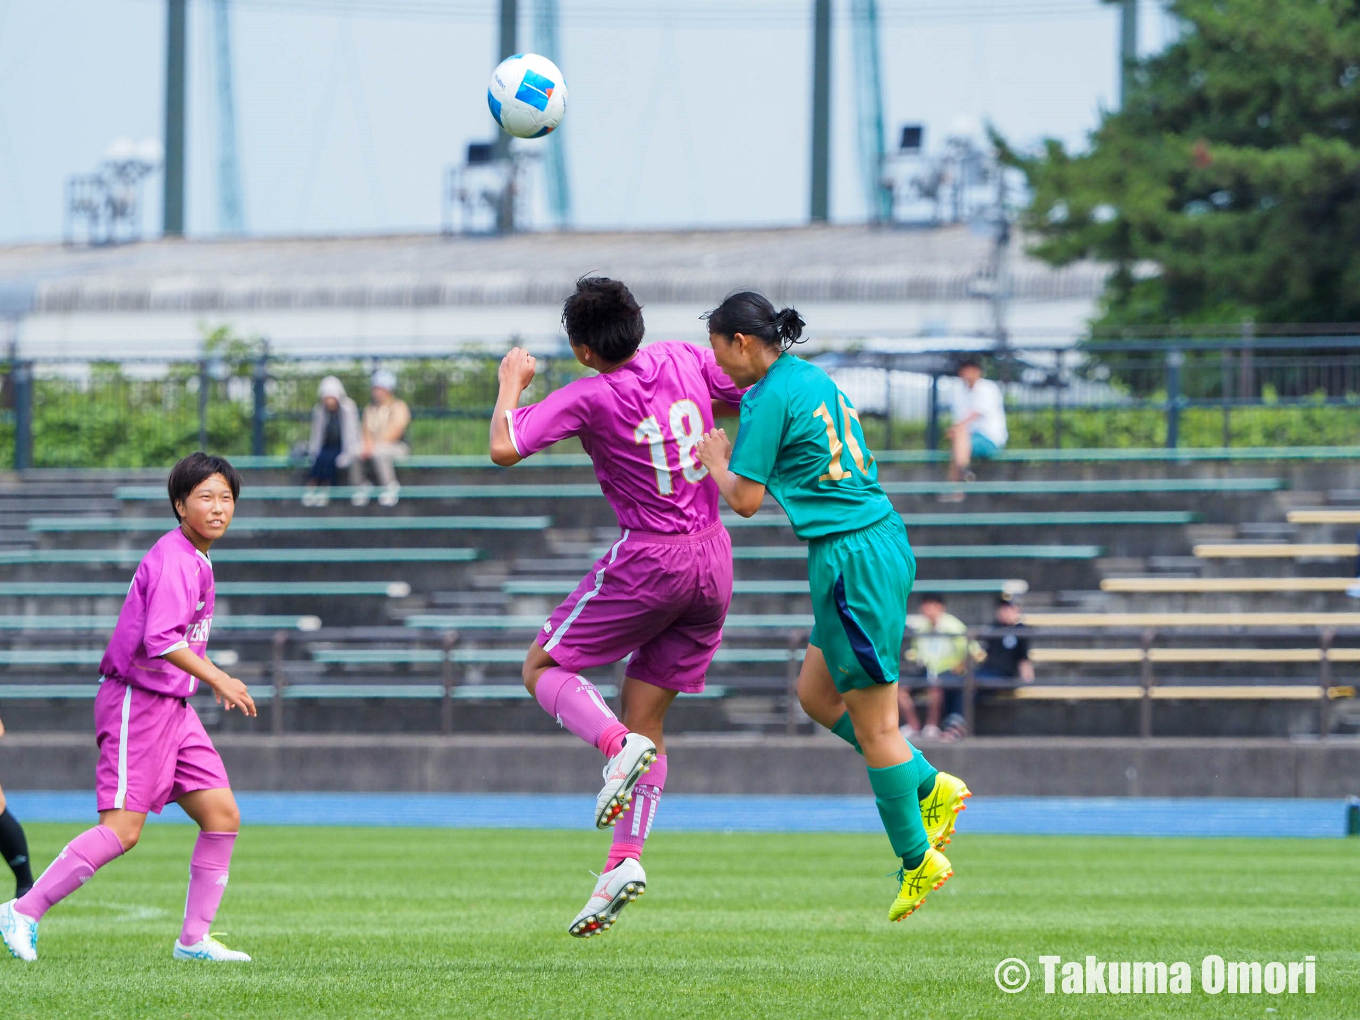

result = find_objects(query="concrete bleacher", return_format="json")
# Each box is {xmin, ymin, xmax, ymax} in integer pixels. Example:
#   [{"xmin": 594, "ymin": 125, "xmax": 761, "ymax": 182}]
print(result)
[{"xmin": 1, "ymin": 448, "xmax": 1357, "ymax": 738}]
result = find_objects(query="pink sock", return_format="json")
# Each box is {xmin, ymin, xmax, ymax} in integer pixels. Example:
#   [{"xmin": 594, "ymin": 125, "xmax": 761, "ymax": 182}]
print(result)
[
  {"xmin": 180, "ymin": 832, "xmax": 237, "ymax": 946},
  {"xmin": 15, "ymin": 824, "xmax": 124, "ymax": 920},
  {"xmin": 605, "ymin": 754, "xmax": 668, "ymax": 871},
  {"xmin": 534, "ymin": 666, "xmax": 628, "ymax": 756}
]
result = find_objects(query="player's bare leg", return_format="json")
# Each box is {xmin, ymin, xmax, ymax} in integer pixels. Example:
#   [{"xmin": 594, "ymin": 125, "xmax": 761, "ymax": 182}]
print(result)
[
  {"xmin": 619, "ymin": 675, "xmax": 677, "ymax": 754},
  {"xmin": 896, "ymin": 683, "xmax": 924, "ymax": 735},
  {"xmin": 522, "ymin": 643, "xmax": 656, "ymax": 828},
  {"xmin": 569, "ymin": 677, "xmax": 674, "ymax": 938},
  {"xmin": 801, "ymin": 645, "xmax": 965, "ymax": 849}
]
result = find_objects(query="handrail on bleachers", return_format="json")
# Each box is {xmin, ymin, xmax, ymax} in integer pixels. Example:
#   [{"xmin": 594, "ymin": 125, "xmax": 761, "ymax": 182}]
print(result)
[
  {"xmin": 219, "ymin": 445, "xmax": 1360, "ymax": 471},
  {"xmin": 2, "ymin": 622, "xmax": 1354, "ymax": 738},
  {"xmin": 26, "ymin": 515, "xmax": 551, "ymax": 533},
  {"xmin": 952, "ymin": 625, "xmax": 1357, "ymax": 738},
  {"xmin": 111, "ymin": 477, "xmax": 1285, "ymax": 500},
  {"xmin": 0, "ymin": 548, "xmax": 479, "ymax": 566}
]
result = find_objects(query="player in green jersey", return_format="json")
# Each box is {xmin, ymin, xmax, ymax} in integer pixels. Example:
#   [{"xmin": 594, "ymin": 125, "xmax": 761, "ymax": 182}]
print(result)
[{"xmin": 695, "ymin": 292, "xmax": 970, "ymax": 921}]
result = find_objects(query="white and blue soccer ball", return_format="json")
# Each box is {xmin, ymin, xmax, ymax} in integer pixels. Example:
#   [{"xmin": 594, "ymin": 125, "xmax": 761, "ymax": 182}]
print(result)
[{"xmin": 487, "ymin": 53, "xmax": 567, "ymax": 139}]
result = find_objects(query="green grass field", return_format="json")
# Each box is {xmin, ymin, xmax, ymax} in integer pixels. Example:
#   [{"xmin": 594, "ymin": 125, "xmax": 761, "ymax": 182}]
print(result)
[{"xmin": 3, "ymin": 824, "xmax": 1357, "ymax": 1019}]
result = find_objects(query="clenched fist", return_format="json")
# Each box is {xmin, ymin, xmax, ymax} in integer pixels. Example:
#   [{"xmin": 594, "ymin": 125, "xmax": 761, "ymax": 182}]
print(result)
[{"xmin": 499, "ymin": 347, "xmax": 537, "ymax": 390}]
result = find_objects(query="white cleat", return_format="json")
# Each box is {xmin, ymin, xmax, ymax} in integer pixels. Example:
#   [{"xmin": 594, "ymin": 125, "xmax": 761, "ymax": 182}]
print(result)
[
  {"xmin": 173, "ymin": 934, "xmax": 252, "ymax": 962},
  {"xmin": 595, "ymin": 734, "xmax": 658, "ymax": 829},
  {"xmin": 0, "ymin": 899, "xmax": 38, "ymax": 961},
  {"xmin": 568, "ymin": 859, "xmax": 646, "ymax": 938}
]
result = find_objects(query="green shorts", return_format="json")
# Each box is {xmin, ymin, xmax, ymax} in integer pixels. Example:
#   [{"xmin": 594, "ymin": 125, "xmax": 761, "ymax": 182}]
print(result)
[{"xmin": 807, "ymin": 513, "xmax": 916, "ymax": 693}]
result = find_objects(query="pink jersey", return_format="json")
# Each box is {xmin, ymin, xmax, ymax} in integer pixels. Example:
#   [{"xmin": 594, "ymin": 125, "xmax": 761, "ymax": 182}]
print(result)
[
  {"xmin": 507, "ymin": 341, "xmax": 745, "ymax": 534},
  {"xmin": 99, "ymin": 527, "xmax": 215, "ymax": 699}
]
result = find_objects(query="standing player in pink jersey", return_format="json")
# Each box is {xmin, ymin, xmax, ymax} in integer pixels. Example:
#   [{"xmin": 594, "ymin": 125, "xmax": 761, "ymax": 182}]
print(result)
[
  {"xmin": 0, "ymin": 453, "xmax": 258, "ymax": 963},
  {"xmin": 489, "ymin": 277, "xmax": 744, "ymax": 938}
]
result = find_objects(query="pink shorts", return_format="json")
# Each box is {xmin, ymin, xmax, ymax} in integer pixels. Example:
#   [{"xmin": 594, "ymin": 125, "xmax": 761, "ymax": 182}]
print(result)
[
  {"xmin": 94, "ymin": 678, "xmax": 231, "ymax": 815},
  {"xmin": 538, "ymin": 521, "xmax": 733, "ymax": 694}
]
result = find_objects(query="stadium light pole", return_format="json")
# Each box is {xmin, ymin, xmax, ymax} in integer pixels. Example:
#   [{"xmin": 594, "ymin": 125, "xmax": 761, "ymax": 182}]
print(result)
[
  {"xmin": 494, "ymin": 0, "xmax": 518, "ymax": 162},
  {"xmin": 163, "ymin": 0, "xmax": 188, "ymax": 237},
  {"xmin": 810, "ymin": 0, "xmax": 831, "ymax": 222},
  {"xmin": 1119, "ymin": 0, "xmax": 1137, "ymax": 106}
]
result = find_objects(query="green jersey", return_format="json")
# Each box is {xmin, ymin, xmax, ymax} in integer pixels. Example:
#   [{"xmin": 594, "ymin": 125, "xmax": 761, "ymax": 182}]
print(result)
[{"xmin": 728, "ymin": 352, "xmax": 896, "ymax": 540}]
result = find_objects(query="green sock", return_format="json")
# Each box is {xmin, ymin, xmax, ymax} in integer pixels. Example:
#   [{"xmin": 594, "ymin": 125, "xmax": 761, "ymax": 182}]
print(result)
[
  {"xmin": 867, "ymin": 762, "xmax": 930, "ymax": 863},
  {"xmin": 829, "ymin": 711, "xmax": 862, "ymax": 754},
  {"xmin": 912, "ymin": 745, "xmax": 939, "ymax": 800}
]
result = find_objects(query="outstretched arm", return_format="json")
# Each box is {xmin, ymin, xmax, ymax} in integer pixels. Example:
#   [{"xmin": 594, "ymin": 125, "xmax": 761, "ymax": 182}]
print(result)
[
  {"xmin": 490, "ymin": 347, "xmax": 537, "ymax": 466},
  {"xmin": 696, "ymin": 428, "xmax": 766, "ymax": 517}
]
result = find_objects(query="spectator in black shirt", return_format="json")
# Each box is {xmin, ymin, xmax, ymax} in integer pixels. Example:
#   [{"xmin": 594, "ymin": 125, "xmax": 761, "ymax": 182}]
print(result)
[
  {"xmin": 940, "ymin": 594, "xmax": 1033, "ymax": 741},
  {"xmin": 977, "ymin": 595, "xmax": 1034, "ymax": 685}
]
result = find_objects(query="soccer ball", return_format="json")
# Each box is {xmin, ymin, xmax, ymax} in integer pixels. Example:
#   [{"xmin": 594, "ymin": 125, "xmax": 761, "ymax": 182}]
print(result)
[{"xmin": 487, "ymin": 53, "xmax": 567, "ymax": 139}]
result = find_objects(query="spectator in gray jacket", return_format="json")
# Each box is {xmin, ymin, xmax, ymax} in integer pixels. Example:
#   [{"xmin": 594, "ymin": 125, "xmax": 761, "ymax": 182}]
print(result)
[{"xmin": 303, "ymin": 376, "xmax": 360, "ymax": 507}]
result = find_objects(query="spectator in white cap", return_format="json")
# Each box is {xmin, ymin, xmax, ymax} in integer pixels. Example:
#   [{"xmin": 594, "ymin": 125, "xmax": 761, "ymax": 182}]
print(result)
[
  {"xmin": 303, "ymin": 376, "xmax": 361, "ymax": 507},
  {"xmin": 351, "ymin": 368, "xmax": 411, "ymax": 507}
]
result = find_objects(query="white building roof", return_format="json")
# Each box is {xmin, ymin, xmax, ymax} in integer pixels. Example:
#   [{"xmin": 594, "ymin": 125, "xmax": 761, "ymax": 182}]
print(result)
[{"xmin": 0, "ymin": 224, "xmax": 1107, "ymax": 315}]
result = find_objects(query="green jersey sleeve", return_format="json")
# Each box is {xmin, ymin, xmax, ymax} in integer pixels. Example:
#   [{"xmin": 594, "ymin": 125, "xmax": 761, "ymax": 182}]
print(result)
[{"xmin": 729, "ymin": 382, "xmax": 788, "ymax": 484}]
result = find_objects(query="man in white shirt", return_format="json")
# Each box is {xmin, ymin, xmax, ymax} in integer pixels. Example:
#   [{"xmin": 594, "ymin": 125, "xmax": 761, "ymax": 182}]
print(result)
[{"xmin": 946, "ymin": 358, "xmax": 1007, "ymax": 489}]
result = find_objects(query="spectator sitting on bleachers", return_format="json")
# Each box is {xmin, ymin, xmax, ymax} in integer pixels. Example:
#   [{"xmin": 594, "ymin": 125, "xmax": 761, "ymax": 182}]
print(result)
[
  {"xmin": 302, "ymin": 376, "xmax": 360, "ymax": 508},
  {"xmin": 978, "ymin": 594, "xmax": 1034, "ymax": 685},
  {"xmin": 351, "ymin": 370, "xmax": 411, "ymax": 508},
  {"xmin": 941, "ymin": 358, "xmax": 1007, "ymax": 501},
  {"xmin": 940, "ymin": 594, "xmax": 1035, "ymax": 741},
  {"xmin": 898, "ymin": 593, "xmax": 981, "ymax": 740}
]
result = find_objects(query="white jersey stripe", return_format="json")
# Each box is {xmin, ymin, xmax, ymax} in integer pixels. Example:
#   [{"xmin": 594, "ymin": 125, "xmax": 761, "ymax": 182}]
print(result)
[
  {"xmin": 543, "ymin": 531, "xmax": 629, "ymax": 654},
  {"xmin": 113, "ymin": 685, "xmax": 133, "ymax": 810},
  {"xmin": 504, "ymin": 409, "xmax": 522, "ymax": 457}
]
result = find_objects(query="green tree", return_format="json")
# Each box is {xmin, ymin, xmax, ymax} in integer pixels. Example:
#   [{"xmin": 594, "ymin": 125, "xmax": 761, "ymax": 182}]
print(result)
[{"xmin": 999, "ymin": 0, "xmax": 1360, "ymax": 331}]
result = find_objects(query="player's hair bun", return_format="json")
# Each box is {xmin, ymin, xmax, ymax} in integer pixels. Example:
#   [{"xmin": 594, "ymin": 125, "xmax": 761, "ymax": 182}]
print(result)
[
  {"xmin": 773, "ymin": 307, "xmax": 805, "ymax": 347},
  {"xmin": 702, "ymin": 291, "xmax": 807, "ymax": 351},
  {"xmin": 561, "ymin": 276, "xmax": 646, "ymax": 364}
]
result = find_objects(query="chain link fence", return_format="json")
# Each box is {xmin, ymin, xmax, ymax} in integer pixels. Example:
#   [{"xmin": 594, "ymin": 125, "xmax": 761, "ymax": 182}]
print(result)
[{"xmin": 4, "ymin": 337, "xmax": 1360, "ymax": 469}]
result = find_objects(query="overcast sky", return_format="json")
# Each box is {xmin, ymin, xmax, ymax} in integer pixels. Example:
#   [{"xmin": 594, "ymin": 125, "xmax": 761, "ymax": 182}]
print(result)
[{"xmin": 0, "ymin": 0, "xmax": 1181, "ymax": 243}]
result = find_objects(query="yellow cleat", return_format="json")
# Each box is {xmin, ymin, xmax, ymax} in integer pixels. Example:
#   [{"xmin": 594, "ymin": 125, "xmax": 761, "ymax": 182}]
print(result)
[
  {"xmin": 919, "ymin": 772, "xmax": 970, "ymax": 850},
  {"xmin": 888, "ymin": 847, "xmax": 953, "ymax": 922}
]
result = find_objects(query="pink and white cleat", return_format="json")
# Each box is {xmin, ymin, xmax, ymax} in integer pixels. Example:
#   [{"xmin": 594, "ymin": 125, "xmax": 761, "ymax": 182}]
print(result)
[
  {"xmin": 568, "ymin": 859, "xmax": 646, "ymax": 938},
  {"xmin": 594, "ymin": 734, "xmax": 658, "ymax": 829}
]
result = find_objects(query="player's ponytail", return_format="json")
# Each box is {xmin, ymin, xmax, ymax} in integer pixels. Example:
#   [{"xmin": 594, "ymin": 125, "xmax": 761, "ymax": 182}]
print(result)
[
  {"xmin": 772, "ymin": 307, "xmax": 805, "ymax": 347},
  {"xmin": 702, "ymin": 291, "xmax": 807, "ymax": 351}
]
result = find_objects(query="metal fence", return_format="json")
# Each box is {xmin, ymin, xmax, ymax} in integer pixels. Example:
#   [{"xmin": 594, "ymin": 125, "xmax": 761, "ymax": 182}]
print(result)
[
  {"xmin": 0, "ymin": 623, "xmax": 1352, "ymax": 737},
  {"xmin": 5, "ymin": 336, "xmax": 1360, "ymax": 469}
]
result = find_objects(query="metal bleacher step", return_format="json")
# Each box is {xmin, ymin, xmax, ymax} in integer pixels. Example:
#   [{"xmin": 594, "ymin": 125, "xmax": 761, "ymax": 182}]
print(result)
[
  {"xmin": 1237, "ymin": 522, "xmax": 1299, "ymax": 541},
  {"xmin": 1185, "ymin": 524, "xmax": 1236, "ymax": 543},
  {"xmin": 427, "ymin": 590, "xmax": 513, "ymax": 611},
  {"xmin": 1147, "ymin": 556, "xmax": 1203, "ymax": 574},
  {"xmin": 1095, "ymin": 557, "xmax": 1143, "ymax": 575},
  {"xmin": 1056, "ymin": 589, "xmax": 1113, "ymax": 609},
  {"xmin": 509, "ymin": 557, "xmax": 595, "ymax": 576}
]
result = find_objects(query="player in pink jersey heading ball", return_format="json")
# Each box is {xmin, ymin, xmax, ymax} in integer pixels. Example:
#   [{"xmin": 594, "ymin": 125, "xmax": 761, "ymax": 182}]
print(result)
[
  {"xmin": 0, "ymin": 453, "xmax": 257, "ymax": 964},
  {"xmin": 490, "ymin": 277, "xmax": 745, "ymax": 938}
]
